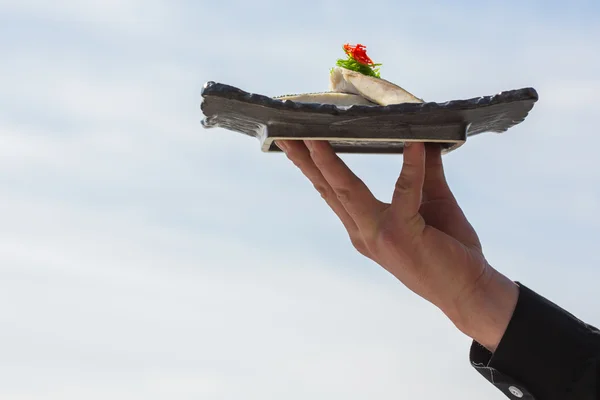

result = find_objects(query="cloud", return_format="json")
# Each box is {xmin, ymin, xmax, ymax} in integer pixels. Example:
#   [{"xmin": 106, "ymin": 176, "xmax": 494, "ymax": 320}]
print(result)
[
  {"xmin": 1, "ymin": 191, "xmax": 479, "ymax": 400},
  {"xmin": 0, "ymin": 0, "xmax": 179, "ymax": 37}
]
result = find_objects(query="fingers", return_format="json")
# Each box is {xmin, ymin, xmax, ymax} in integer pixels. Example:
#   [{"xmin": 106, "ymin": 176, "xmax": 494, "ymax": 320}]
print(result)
[
  {"xmin": 302, "ymin": 140, "xmax": 384, "ymax": 233},
  {"xmin": 276, "ymin": 140, "xmax": 361, "ymax": 238},
  {"xmin": 391, "ymin": 142, "xmax": 426, "ymax": 217},
  {"xmin": 422, "ymin": 143, "xmax": 456, "ymax": 203}
]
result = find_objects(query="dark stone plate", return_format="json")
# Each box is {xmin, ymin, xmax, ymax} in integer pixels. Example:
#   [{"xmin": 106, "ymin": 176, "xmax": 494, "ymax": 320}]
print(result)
[{"xmin": 200, "ymin": 81, "xmax": 538, "ymax": 154}]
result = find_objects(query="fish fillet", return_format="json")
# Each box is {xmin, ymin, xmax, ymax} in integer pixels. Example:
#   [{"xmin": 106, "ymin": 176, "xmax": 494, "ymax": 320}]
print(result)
[
  {"xmin": 274, "ymin": 92, "xmax": 376, "ymax": 106},
  {"xmin": 329, "ymin": 67, "xmax": 423, "ymax": 106}
]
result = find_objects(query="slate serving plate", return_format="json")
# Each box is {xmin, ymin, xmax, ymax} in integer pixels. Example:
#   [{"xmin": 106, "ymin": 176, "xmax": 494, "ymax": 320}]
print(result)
[{"xmin": 200, "ymin": 81, "xmax": 538, "ymax": 154}]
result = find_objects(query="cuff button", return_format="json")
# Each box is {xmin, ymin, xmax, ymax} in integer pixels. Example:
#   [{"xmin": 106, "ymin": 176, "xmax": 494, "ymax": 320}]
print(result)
[{"xmin": 508, "ymin": 386, "xmax": 524, "ymax": 398}]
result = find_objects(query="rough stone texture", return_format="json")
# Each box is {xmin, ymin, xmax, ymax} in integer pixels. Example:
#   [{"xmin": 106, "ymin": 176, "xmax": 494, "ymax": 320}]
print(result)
[{"xmin": 200, "ymin": 81, "xmax": 538, "ymax": 154}]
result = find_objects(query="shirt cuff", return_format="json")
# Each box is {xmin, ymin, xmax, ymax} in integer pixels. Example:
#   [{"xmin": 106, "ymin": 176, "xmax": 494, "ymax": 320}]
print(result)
[{"xmin": 469, "ymin": 282, "xmax": 598, "ymax": 399}]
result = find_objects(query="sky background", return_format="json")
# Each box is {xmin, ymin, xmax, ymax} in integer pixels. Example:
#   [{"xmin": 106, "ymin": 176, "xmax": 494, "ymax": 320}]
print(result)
[{"xmin": 1, "ymin": 0, "xmax": 599, "ymax": 399}]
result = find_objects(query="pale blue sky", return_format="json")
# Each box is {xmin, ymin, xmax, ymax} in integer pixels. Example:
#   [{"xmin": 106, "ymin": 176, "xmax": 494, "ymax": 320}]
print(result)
[{"xmin": 1, "ymin": 1, "xmax": 599, "ymax": 399}]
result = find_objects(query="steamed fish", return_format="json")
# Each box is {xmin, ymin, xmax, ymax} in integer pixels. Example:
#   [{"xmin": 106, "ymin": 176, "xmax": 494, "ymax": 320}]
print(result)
[
  {"xmin": 274, "ymin": 92, "xmax": 376, "ymax": 106},
  {"xmin": 274, "ymin": 43, "xmax": 423, "ymax": 107},
  {"xmin": 329, "ymin": 66, "xmax": 423, "ymax": 106}
]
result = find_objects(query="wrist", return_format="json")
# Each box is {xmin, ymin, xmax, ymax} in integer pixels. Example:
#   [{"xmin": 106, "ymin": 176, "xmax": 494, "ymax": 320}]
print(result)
[{"xmin": 448, "ymin": 266, "xmax": 519, "ymax": 352}]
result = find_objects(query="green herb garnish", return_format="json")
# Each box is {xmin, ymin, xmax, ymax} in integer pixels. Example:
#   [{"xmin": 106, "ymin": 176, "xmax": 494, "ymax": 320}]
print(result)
[{"xmin": 334, "ymin": 43, "xmax": 382, "ymax": 78}]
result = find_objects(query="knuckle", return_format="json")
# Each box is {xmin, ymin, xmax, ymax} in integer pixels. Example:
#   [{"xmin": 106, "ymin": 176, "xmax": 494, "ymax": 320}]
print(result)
[
  {"xmin": 350, "ymin": 236, "xmax": 362, "ymax": 250},
  {"xmin": 334, "ymin": 187, "xmax": 352, "ymax": 204},
  {"xmin": 394, "ymin": 174, "xmax": 414, "ymax": 195},
  {"xmin": 313, "ymin": 184, "xmax": 329, "ymax": 200},
  {"xmin": 350, "ymin": 236, "xmax": 369, "ymax": 257},
  {"xmin": 376, "ymin": 224, "xmax": 398, "ymax": 247}
]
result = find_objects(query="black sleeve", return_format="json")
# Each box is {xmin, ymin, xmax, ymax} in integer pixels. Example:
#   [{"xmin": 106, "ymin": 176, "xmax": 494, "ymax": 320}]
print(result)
[{"xmin": 469, "ymin": 282, "xmax": 599, "ymax": 400}]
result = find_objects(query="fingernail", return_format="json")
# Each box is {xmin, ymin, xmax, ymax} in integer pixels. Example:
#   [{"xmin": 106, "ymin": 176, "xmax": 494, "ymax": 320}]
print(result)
[
  {"xmin": 404, "ymin": 141, "xmax": 412, "ymax": 148},
  {"xmin": 304, "ymin": 140, "xmax": 315, "ymax": 151}
]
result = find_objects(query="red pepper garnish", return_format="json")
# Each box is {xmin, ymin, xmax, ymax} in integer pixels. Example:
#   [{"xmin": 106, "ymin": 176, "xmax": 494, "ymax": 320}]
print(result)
[{"xmin": 343, "ymin": 43, "xmax": 375, "ymax": 66}]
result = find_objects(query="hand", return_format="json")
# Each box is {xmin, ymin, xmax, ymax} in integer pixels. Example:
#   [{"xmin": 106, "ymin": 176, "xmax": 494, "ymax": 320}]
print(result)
[{"xmin": 277, "ymin": 140, "xmax": 518, "ymax": 351}]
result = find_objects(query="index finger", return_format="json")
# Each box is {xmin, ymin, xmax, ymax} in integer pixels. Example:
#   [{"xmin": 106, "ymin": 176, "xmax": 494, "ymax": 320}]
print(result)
[
  {"xmin": 276, "ymin": 140, "xmax": 361, "ymax": 237},
  {"xmin": 304, "ymin": 140, "xmax": 385, "ymax": 233}
]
